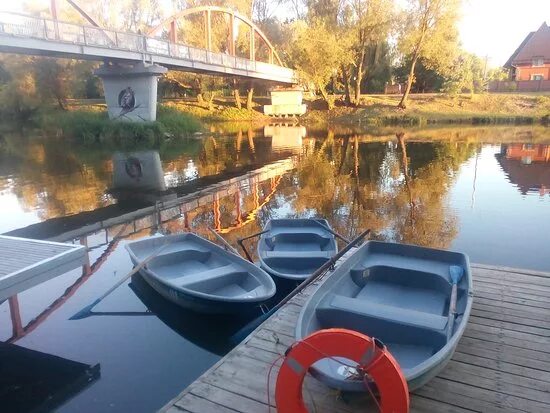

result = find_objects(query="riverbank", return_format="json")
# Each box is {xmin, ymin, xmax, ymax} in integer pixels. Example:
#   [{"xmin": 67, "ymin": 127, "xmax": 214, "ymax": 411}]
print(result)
[
  {"xmin": 302, "ymin": 93, "xmax": 550, "ymax": 126},
  {"xmin": 36, "ymin": 105, "xmax": 202, "ymax": 147},
  {"xmin": 161, "ymin": 93, "xmax": 550, "ymax": 127},
  {"xmin": 14, "ymin": 93, "xmax": 548, "ymax": 149}
]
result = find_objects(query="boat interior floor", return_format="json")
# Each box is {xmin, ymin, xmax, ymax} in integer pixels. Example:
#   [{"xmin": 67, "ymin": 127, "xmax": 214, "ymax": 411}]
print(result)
[
  {"xmin": 147, "ymin": 249, "xmax": 263, "ymax": 298},
  {"xmin": 314, "ymin": 253, "xmax": 456, "ymax": 372}
]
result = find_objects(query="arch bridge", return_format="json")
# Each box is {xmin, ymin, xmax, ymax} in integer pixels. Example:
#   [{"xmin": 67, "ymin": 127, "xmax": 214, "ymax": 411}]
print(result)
[{"xmin": 0, "ymin": 2, "xmax": 296, "ymax": 121}]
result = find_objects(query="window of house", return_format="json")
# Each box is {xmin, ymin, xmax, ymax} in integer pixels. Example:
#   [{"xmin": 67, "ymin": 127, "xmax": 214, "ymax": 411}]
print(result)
[
  {"xmin": 531, "ymin": 74, "xmax": 544, "ymax": 80},
  {"xmin": 532, "ymin": 57, "xmax": 544, "ymax": 67}
]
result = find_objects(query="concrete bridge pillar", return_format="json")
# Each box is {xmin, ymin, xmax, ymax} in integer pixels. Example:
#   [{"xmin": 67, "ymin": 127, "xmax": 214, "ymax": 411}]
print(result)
[{"xmin": 94, "ymin": 62, "xmax": 167, "ymax": 122}]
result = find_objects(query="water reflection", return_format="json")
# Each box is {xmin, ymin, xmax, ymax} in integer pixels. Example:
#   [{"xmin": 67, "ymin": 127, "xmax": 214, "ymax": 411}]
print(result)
[
  {"xmin": 0, "ymin": 126, "xmax": 299, "ymax": 232},
  {"xmin": 1, "ymin": 125, "xmax": 550, "ymax": 412},
  {"xmin": 497, "ymin": 144, "xmax": 550, "ymax": 195},
  {"xmin": 264, "ymin": 123, "xmax": 306, "ymax": 152}
]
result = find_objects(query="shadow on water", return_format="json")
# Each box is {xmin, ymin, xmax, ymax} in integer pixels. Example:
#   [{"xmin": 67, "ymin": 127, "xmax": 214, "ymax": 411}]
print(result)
[
  {"xmin": 128, "ymin": 273, "xmax": 260, "ymax": 355},
  {"xmin": 0, "ymin": 342, "xmax": 100, "ymax": 413}
]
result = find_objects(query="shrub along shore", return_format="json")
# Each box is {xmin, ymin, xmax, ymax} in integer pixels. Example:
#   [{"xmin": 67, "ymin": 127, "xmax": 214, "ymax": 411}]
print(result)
[
  {"xmin": 15, "ymin": 93, "xmax": 549, "ymax": 148},
  {"xmin": 38, "ymin": 105, "xmax": 203, "ymax": 147}
]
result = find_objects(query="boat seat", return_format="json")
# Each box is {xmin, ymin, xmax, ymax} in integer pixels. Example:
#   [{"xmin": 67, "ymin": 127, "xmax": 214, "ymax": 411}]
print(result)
[
  {"xmin": 320, "ymin": 294, "xmax": 448, "ymax": 332},
  {"xmin": 173, "ymin": 264, "xmax": 239, "ymax": 286},
  {"xmin": 262, "ymin": 250, "xmax": 332, "ymax": 259},
  {"xmin": 265, "ymin": 233, "xmax": 332, "ymax": 250}
]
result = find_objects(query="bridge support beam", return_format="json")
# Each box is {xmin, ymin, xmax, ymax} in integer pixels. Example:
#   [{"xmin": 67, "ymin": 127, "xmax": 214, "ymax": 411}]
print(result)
[{"xmin": 95, "ymin": 62, "xmax": 167, "ymax": 122}]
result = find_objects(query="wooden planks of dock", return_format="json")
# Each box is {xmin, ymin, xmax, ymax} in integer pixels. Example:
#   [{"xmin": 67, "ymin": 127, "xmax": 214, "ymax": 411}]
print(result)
[{"xmin": 161, "ymin": 263, "xmax": 550, "ymax": 413}]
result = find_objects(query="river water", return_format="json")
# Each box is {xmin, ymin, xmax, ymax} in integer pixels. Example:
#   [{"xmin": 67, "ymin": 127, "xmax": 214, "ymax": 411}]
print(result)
[{"xmin": 0, "ymin": 124, "xmax": 549, "ymax": 412}]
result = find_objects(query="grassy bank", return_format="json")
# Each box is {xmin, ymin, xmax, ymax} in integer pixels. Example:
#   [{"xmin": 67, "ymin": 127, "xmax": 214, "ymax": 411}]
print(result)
[
  {"xmin": 303, "ymin": 93, "xmax": 550, "ymax": 126},
  {"xmin": 40, "ymin": 105, "xmax": 202, "ymax": 147},
  {"xmin": 160, "ymin": 100, "xmax": 270, "ymax": 122}
]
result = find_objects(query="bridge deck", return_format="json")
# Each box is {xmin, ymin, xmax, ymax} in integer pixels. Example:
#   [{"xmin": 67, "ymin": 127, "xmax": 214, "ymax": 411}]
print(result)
[
  {"xmin": 0, "ymin": 236, "xmax": 85, "ymax": 301},
  {"xmin": 160, "ymin": 262, "xmax": 550, "ymax": 413},
  {"xmin": 0, "ymin": 12, "xmax": 295, "ymax": 84}
]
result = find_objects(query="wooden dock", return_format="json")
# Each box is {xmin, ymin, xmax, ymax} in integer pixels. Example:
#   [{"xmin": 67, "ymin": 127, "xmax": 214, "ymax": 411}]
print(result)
[
  {"xmin": 0, "ymin": 236, "xmax": 85, "ymax": 301},
  {"xmin": 161, "ymin": 263, "xmax": 550, "ymax": 413}
]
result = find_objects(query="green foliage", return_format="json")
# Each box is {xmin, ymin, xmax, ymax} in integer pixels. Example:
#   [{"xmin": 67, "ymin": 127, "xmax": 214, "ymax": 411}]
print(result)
[
  {"xmin": 287, "ymin": 19, "xmax": 349, "ymax": 109},
  {"xmin": 362, "ymin": 42, "xmax": 393, "ymax": 93},
  {"xmin": 53, "ymin": 111, "xmax": 109, "ymax": 144},
  {"xmin": 0, "ymin": 58, "xmax": 40, "ymax": 121},
  {"xmin": 487, "ymin": 67, "xmax": 508, "ymax": 82},
  {"xmin": 394, "ymin": 57, "xmax": 446, "ymax": 92},
  {"xmin": 397, "ymin": 0, "xmax": 461, "ymax": 108},
  {"xmin": 156, "ymin": 105, "xmax": 202, "ymax": 135},
  {"xmin": 43, "ymin": 106, "xmax": 201, "ymax": 148},
  {"xmin": 0, "ymin": 55, "xmax": 103, "ymax": 120},
  {"xmin": 443, "ymin": 52, "xmax": 486, "ymax": 95}
]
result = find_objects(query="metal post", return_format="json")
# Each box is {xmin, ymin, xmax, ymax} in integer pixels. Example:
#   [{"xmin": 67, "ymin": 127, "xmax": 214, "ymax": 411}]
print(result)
[
  {"xmin": 249, "ymin": 28, "xmax": 255, "ymax": 61},
  {"xmin": 205, "ymin": 10, "xmax": 212, "ymax": 51},
  {"xmin": 8, "ymin": 296, "xmax": 24, "ymax": 338},
  {"xmin": 50, "ymin": 0, "xmax": 59, "ymax": 39},
  {"xmin": 229, "ymin": 12, "xmax": 235, "ymax": 56},
  {"xmin": 169, "ymin": 19, "xmax": 177, "ymax": 43},
  {"xmin": 80, "ymin": 237, "xmax": 91, "ymax": 276}
]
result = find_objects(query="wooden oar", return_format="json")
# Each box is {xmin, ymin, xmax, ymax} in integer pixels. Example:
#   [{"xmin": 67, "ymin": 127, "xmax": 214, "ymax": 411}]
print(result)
[
  {"xmin": 231, "ymin": 228, "xmax": 371, "ymax": 343},
  {"xmin": 69, "ymin": 242, "xmax": 170, "ymax": 320},
  {"xmin": 446, "ymin": 265, "xmax": 464, "ymax": 342},
  {"xmin": 208, "ymin": 227, "xmax": 240, "ymax": 256}
]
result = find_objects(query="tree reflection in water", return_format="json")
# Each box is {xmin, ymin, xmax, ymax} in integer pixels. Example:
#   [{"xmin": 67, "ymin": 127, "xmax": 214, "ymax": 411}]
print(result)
[{"xmin": 2, "ymin": 125, "xmax": 547, "ymax": 252}]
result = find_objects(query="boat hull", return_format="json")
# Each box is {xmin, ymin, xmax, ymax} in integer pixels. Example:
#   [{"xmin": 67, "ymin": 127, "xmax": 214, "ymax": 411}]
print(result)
[
  {"xmin": 258, "ymin": 218, "xmax": 338, "ymax": 281},
  {"xmin": 296, "ymin": 241, "xmax": 473, "ymax": 392},
  {"xmin": 126, "ymin": 233, "xmax": 276, "ymax": 315},
  {"xmin": 138, "ymin": 269, "xmax": 260, "ymax": 314}
]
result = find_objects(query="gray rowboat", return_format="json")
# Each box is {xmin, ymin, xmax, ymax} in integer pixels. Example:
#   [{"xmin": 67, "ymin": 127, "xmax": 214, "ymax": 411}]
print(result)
[
  {"xmin": 257, "ymin": 219, "xmax": 338, "ymax": 281},
  {"xmin": 296, "ymin": 240, "xmax": 473, "ymax": 391},
  {"xmin": 125, "ymin": 233, "xmax": 276, "ymax": 314}
]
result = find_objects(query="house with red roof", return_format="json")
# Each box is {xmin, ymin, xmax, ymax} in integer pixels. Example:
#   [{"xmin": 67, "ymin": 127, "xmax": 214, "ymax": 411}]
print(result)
[{"xmin": 505, "ymin": 22, "xmax": 550, "ymax": 81}]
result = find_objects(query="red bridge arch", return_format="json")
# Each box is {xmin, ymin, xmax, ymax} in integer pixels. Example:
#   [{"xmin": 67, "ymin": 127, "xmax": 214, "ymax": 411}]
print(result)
[{"xmin": 147, "ymin": 6, "xmax": 283, "ymax": 66}]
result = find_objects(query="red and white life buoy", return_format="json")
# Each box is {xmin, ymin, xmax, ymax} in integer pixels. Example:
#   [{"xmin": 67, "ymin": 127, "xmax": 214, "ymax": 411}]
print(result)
[{"xmin": 275, "ymin": 328, "xmax": 409, "ymax": 413}]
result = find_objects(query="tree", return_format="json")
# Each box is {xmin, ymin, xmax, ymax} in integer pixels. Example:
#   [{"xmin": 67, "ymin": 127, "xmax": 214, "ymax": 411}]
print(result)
[
  {"xmin": 0, "ymin": 56, "xmax": 39, "ymax": 120},
  {"xmin": 287, "ymin": 20, "xmax": 349, "ymax": 109},
  {"xmin": 33, "ymin": 58, "xmax": 71, "ymax": 110},
  {"xmin": 397, "ymin": 0, "xmax": 460, "ymax": 108},
  {"xmin": 344, "ymin": 0, "xmax": 394, "ymax": 105},
  {"xmin": 253, "ymin": 0, "xmax": 285, "ymax": 23},
  {"xmin": 443, "ymin": 52, "xmax": 485, "ymax": 95},
  {"xmin": 361, "ymin": 41, "xmax": 393, "ymax": 93},
  {"xmin": 487, "ymin": 67, "xmax": 508, "ymax": 82},
  {"xmin": 394, "ymin": 56, "xmax": 446, "ymax": 92}
]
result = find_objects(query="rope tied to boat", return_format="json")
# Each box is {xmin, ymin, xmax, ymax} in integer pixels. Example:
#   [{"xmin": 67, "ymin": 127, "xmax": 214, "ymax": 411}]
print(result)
[{"xmin": 270, "ymin": 328, "xmax": 409, "ymax": 413}]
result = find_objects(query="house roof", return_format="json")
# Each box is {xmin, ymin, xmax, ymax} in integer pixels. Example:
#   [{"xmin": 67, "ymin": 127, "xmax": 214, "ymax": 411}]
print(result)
[{"xmin": 505, "ymin": 22, "xmax": 550, "ymax": 67}]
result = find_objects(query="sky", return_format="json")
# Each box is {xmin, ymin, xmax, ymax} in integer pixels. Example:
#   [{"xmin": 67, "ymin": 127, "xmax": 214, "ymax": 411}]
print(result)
[
  {"xmin": 459, "ymin": 0, "xmax": 550, "ymax": 67},
  {"xmin": 2, "ymin": 0, "xmax": 550, "ymax": 67}
]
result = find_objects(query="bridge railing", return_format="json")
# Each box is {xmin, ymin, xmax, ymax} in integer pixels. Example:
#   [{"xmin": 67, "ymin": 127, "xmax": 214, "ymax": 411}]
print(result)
[{"xmin": 0, "ymin": 12, "xmax": 294, "ymax": 80}]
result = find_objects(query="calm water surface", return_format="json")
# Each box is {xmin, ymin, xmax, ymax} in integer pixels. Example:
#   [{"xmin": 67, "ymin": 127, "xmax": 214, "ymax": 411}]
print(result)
[{"xmin": 0, "ymin": 124, "xmax": 549, "ymax": 412}]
